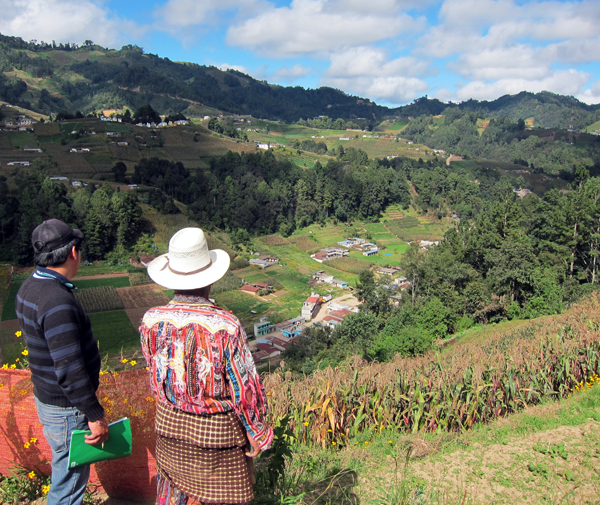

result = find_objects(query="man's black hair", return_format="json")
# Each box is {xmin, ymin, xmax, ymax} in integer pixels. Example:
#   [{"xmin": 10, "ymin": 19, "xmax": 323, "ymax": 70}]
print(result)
[{"xmin": 34, "ymin": 237, "xmax": 82, "ymax": 267}]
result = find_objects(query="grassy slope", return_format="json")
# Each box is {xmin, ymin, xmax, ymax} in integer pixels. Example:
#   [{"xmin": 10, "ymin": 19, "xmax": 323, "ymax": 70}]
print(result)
[{"xmin": 284, "ymin": 384, "xmax": 600, "ymax": 505}]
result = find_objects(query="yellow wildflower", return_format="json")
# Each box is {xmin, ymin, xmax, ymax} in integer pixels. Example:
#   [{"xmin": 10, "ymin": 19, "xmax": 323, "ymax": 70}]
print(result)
[
  {"xmin": 42, "ymin": 485, "xmax": 50, "ymax": 494},
  {"xmin": 24, "ymin": 442, "xmax": 30, "ymax": 449},
  {"xmin": 28, "ymin": 471, "xmax": 35, "ymax": 479},
  {"xmin": 1, "ymin": 364, "xmax": 7, "ymax": 369},
  {"xmin": 30, "ymin": 438, "xmax": 37, "ymax": 444},
  {"xmin": 121, "ymin": 359, "xmax": 128, "ymax": 364},
  {"xmin": 22, "ymin": 350, "xmax": 29, "ymax": 356},
  {"xmin": 112, "ymin": 372, "xmax": 119, "ymax": 377},
  {"xmin": 303, "ymin": 421, "xmax": 309, "ymax": 426},
  {"xmin": 129, "ymin": 360, "xmax": 137, "ymax": 366},
  {"xmin": 10, "ymin": 364, "xmax": 16, "ymax": 369},
  {"xmin": 332, "ymin": 441, "xmax": 336, "ymax": 445},
  {"xmin": 145, "ymin": 397, "xmax": 155, "ymax": 402},
  {"xmin": 15, "ymin": 331, "xmax": 22, "ymax": 337}
]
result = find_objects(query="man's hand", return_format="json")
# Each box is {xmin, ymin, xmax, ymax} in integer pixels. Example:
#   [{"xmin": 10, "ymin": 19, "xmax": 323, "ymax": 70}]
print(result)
[
  {"xmin": 85, "ymin": 417, "xmax": 109, "ymax": 445},
  {"xmin": 245, "ymin": 434, "xmax": 260, "ymax": 458}
]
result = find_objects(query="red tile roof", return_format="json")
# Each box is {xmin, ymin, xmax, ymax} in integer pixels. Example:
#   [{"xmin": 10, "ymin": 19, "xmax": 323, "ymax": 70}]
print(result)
[
  {"xmin": 307, "ymin": 296, "xmax": 320, "ymax": 303},
  {"xmin": 241, "ymin": 285, "xmax": 260, "ymax": 293}
]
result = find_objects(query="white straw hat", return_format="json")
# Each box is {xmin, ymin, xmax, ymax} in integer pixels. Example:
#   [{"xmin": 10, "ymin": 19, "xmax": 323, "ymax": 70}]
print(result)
[{"xmin": 147, "ymin": 228, "xmax": 230, "ymax": 290}]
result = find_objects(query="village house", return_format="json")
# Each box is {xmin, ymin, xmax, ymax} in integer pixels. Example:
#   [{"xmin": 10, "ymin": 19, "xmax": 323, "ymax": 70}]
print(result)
[
  {"xmin": 362, "ymin": 245, "xmax": 379, "ymax": 257},
  {"xmin": 376, "ymin": 266, "xmax": 400, "ymax": 276},
  {"xmin": 254, "ymin": 317, "xmax": 272, "ymax": 337},
  {"xmin": 302, "ymin": 295, "xmax": 321, "ymax": 321},
  {"xmin": 322, "ymin": 308, "xmax": 353, "ymax": 328},
  {"xmin": 331, "ymin": 278, "xmax": 349, "ymax": 288},
  {"xmin": 7, "ymin": 161, "xmax": 30, "ymax": 166},
  {"xmin": 337, "ymin": 237, "xmax": 367, "ymax": 248},
  {"xmin": 70, "ymin": 147, "xmax": 90, "ymax": 153},
  {"xmin": 311, "ymin": 247, "xmax": 349, "ymax": 263},
  {"xmin": 273, "ymin": 316, "xmax": 305, "ymax": 338},
  {"xmin": 328, "ymin": 302, "xmax": 360, "ymax": 314},
  {"xmin": 408, "ymin": 240, "xmax": 439, "ymax": 249},
  {"xmin": 249, "ymin": 255, "xmax": 279, "ymax": 268},
  {"xmin": 313, "ymin": 272, "xmax": 334, "ymax": 284},
  {"xmin": 240, "ymin": 285, "xmax": 260, "ymax": 296},
  {"xmin": 23, "ymin": 148, "xmax": 42, "ymax": 153}
]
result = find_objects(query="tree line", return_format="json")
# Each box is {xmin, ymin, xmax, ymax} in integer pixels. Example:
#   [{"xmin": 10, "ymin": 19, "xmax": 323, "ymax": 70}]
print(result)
[
  {"xmin": 0, "ymin": 160, "xmax": 144, "ymax": 264},
  {"xmin": 282, "ymin": 167, "xmax": 600, "ymax": 374}
]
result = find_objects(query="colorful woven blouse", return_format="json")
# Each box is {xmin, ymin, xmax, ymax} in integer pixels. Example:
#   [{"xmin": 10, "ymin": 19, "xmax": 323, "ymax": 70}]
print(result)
[{"xmin": 140, "ymin": 294, "xmax": 273, "ymax": 450}]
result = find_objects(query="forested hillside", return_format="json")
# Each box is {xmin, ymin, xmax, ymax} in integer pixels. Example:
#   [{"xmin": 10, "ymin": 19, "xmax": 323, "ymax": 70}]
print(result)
[
  {"xmin": 401, "ymin": 110, "xmax": 600, "ymax": 176},
  {"xmin": 1, "ymin": 32, "xmax": 600, "ymax": 127}
]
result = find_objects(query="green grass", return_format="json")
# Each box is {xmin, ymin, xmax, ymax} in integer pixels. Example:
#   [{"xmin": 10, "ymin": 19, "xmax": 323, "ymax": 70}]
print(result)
[
  {"xmin": 75, "ymin": 264, "xmax": 133, "ymax": 276},
  {"xmin": 105, "ymin": 123, "xmax": 132, "ymax": 133},
  {"xmin": 387, "ymin": 120, "xmax": 409, "ymax": 131},
  {"xmin": 8, "ymin": 132, "xmax": 38, "ymax": 149},
  {"xmin": 585, "ymin": 120, "xmax": 600, "ymax": 134},
  {"xmin": 89, "ymin": 310, "xmax": 139, "ymax": 355},
  {"xmin": 212, "ymin": 290, "xmax": 272, "ymax": 321},
  {"xmin": 72, "ymin": 277, "xmax": 130, "ymax": 289},
  {"xmin": 0, "ymin": 340, "xmax": 24, "ymax": 366},
  {"xmin": 1, "ymin": 281, "xmax": 23, "ymax": 321}
]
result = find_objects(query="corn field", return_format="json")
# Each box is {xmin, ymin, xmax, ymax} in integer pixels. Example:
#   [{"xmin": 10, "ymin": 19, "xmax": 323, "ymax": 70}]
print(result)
[
  {"xmin": 74, "ymin": 286, "xmax": 124, "ymax": 313},
  {"xmin": 263, "ymin": 295, "xmax": 600, "ymax": 448},
  {"xmin": 323, "ymin": 257, "xmax": 374, "ymax": 274},
  {"xmin": 259, "ymin": 235, "xmax": 290, "ymax": 246}
]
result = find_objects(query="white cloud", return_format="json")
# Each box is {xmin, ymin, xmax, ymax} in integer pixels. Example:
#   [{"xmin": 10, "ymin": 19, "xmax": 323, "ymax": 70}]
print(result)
[
  {"xmin": 226, "ymin": 0, "xmax": 426, "ymax": 57},
  {"xmin": 218, "ymin": 63, "xmax": 251, "ymax": 74},
  {"xmin": 325, "ymin": 47, "xmax": 432, "ymax": 78},
  {"xmin": 420, "ymin": 0, "xmax": 600, "ymax": 59},
  {"xmin": 322, "ymin": 75, "xmax": 428, "ymax": 105},
  {"xmin": 450, "ymin": 45, "xmax": 550, "ymax": 80},
  {"xmin": 271, "ymin": 64, "xmax": 312, "ymax": 82},
  {"xmin": 0, "ymin": 0, "xmax": 143, "ymax": 47},
  {"xmin": 453, "ymin": 69, "xmax": 590, "ymax": 101},
  {"xmin": 320, "ymin": 46, "xmax": 432, "ymax": 104},
  {"xmin": 155, "ymin": 0, "xmax": 263, "ymax": 30},
  {"xmin": 578, "ymin": 80, "xmax": 600, "ymax": 105}
]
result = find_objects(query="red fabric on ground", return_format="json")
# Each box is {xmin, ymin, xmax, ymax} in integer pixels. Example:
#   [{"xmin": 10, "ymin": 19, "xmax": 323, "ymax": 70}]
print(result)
[{"xmin": 0, "ymin": 368, "xmax": 158, "ymax": 501}]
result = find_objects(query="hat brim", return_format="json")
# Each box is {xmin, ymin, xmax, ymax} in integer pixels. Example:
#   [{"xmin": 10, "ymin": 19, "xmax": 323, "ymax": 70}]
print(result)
[{"xmin": 147, "ymin": 249, "xmax": 231, "ymax": 290}]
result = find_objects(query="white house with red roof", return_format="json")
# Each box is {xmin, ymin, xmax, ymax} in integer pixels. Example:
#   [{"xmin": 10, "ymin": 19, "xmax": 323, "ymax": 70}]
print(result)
[{"xmin": 301, "ymin": 294, "xmax": 321, "ymax": 320}]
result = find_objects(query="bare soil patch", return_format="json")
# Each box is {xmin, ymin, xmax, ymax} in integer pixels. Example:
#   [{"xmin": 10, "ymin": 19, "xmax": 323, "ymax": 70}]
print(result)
[
  {"xmin": 73, "ymin": 273, "xmax": 129, "ymax": 281},
  {"xmin": 116, "ymin": 285, "xmax": 169, "ymax": 309}
]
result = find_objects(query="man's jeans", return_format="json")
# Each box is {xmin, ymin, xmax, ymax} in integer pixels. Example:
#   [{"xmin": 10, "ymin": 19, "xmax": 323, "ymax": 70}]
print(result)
[{"xmin": 35, "ymin": 398, "xmax": 90, "ymax": 505}]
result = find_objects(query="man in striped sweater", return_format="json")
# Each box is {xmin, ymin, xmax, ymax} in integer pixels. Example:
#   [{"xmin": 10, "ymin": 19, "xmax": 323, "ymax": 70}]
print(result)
[{"xmin": 15, "ymin": 219, "xmax": 109, "ymax": 505}]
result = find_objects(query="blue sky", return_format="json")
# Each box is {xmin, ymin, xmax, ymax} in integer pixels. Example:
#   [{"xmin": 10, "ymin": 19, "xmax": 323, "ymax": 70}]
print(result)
[{"xmin": 1, "ymin": 0, "xmax": 599, "ymax": 106}]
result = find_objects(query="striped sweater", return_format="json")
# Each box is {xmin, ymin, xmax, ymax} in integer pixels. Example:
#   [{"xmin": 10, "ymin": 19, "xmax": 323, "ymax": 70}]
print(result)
[{"xmin": 15, "ymin": 268, "xmax": 104, "ymax": 422}]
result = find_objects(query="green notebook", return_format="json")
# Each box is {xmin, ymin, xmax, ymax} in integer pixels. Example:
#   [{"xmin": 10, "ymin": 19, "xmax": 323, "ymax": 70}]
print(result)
[{"xmin": 68, "ymin": 417, "xmax": 132, "ymax": 469}]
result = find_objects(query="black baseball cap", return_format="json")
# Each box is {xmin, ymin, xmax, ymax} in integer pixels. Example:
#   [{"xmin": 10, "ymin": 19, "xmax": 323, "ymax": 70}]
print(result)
[{"xmin": 32, "ymin": 219, "xmax": 84, "ymax": 253}]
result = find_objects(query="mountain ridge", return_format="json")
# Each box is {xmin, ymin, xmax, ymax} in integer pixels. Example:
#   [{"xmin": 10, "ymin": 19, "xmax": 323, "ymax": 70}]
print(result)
[{"xmin": 0, "ymin": 32, "xmax": 599, "ymax": 128}]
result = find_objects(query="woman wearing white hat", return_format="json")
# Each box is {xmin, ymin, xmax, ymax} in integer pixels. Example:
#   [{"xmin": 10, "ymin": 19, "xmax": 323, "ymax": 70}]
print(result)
[{"xmin": 140, "ymin": 228, "xmax": 273, "ymax": 505}]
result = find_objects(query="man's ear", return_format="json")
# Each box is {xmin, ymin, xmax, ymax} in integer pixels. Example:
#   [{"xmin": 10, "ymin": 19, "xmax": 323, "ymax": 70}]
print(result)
[{"xmin": 71, "ymin": 246, "xmax": 79, "ymax": 260}]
